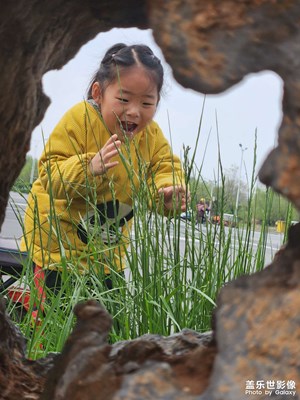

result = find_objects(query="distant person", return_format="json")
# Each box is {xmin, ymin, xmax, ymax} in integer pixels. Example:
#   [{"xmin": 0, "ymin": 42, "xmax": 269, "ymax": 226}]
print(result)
[
  {"xmin": 196, "ymin": 198, "xmax": 210, "ymax": 224},
  {"xmin": 20, "ymin": 43, "xmax": 188, "ymax": 301}
]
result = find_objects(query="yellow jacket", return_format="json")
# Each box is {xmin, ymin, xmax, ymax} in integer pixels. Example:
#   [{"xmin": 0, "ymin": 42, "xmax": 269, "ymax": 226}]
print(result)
[{"xmin": 20, "ymin": 101, "xmax": 184, "ymax": 274}]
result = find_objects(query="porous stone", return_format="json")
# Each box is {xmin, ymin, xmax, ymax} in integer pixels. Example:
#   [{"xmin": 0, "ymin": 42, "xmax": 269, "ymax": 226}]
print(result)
[
  {"xmin": 0, "ymin": 298, "xmax": 56, "ymax": 400},
  {"xmin": 40, "ymin": 300, "xmax": 216, "ymax": 400}
]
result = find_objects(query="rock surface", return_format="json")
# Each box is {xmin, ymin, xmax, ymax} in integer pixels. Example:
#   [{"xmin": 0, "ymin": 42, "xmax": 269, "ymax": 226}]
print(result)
[
  {"xmin": 0, "ymin": 298, "xmax": 56, "ymax": 400},
  {"xmin": 0, "ymin": 1, "xmax": 300, "ymax": 399},
  {"xmin": 0, "ymin": 298, "xmax": 216, "ymax": 400}
]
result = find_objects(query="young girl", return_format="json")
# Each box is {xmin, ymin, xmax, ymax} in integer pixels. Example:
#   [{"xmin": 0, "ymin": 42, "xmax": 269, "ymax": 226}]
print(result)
[{"xmin": 20, "ymin": 43, "xmax": 188, "ymax": 294}]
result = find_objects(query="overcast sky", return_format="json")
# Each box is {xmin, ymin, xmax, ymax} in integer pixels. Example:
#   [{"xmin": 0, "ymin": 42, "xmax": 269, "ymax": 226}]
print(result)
[{"xmin": 30, "ymin": 28, "xmax": 283, "ymax": 183}]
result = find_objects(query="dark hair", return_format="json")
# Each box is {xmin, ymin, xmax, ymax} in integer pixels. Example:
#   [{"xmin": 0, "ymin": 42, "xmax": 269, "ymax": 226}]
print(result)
[{"xmin": 87, "ymin": 43, "xmax": 164, "ymax": 99}]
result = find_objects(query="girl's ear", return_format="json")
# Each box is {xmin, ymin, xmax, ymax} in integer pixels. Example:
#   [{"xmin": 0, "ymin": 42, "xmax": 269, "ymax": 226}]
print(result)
[{"xmin": 91, "ymin": 82, "xmax": 102, "ymax": 104}]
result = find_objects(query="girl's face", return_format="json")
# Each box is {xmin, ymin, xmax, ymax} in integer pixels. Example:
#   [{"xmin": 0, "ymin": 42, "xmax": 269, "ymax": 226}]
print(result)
[{"xmin": 92, "ymin": 66, "xmax": 159, "ymax": 141}]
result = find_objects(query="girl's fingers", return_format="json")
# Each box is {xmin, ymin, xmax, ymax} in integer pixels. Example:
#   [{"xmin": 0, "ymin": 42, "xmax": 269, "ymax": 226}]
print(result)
[
  {"xmin": 107, "ymin": 137, "xmax": 121, "ymax": 148},
  {"xmin": 100, "ymin": 138, "xmax": 121, "ymax": 165},
  {"xmin": 102, "ymin": 143, "xmax": 120, "ymax": 157},
  {"xmin": 158, "ymin": 186, "xmax": 186, "ymax": 200},
  {"xmin": 106, "ymin": 135, "xmax": 121, "ymax": 149},
  {"xmin": 102, "ymin": 143, "xmax": 121, "ymax": 160},
  {"xmin": 104, "ymin": 161, "xmax": 119, "ymax": 170},
  {"xmin": 103, "ymin": 134, "xmax": 118, "ymax": 146},
  {"xmin": 158, "ymin": 185, "xmax": 190, "ymax": 211},
  {"xmin": 90, "ymin": 136, "xmax": 121, "ymax": 176},
  {"xmin": 109, "ymin": 134, "xmax": 119, "ymax": 142},
  {"xmin": 102, "ymin": 148, "xmax": 119, "ymax": 162}
]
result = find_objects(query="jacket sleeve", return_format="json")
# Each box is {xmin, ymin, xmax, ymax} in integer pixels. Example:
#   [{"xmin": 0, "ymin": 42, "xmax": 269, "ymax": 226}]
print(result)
[{"xmin": 38, "ymin": 104, "xmax": 103, "ymax": 199}]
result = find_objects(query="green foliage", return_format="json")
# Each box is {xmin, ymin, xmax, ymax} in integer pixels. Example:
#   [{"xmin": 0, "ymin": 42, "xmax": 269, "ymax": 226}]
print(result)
[
  {"xmin": 253, "ymin": 186, "xmax": 299, "ymax": 225},
  {"xmin": 190, "ymin": 167, "xmax": 298, "ymax": 226},
  {"xmin": 12, "ymin": 156, "xmax": 38, "ymax": 193}
]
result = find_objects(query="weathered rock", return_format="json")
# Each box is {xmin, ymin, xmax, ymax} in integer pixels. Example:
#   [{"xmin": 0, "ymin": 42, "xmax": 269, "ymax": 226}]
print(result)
[
  {"xmin": 41, "ymin": 299, "xmax": 118, "ymax": 400},
  {"xmin": 0, "ymin": 298, "xmax": 56, "ymax": 400},
  {"xmin": 0, "ymin": 298, "xmax": 215, "ymax": 399},
  {"xmin": 111, "ymin": 328, "xmax": 213, "ymax": 357},
  {"xmin": 40, "ymin": 299, "xmax": 216, "ymax": 400}
]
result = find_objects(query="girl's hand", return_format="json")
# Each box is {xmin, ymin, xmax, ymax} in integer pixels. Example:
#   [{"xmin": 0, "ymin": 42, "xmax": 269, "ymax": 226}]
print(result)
[
  {"xmin": 89, "ymin": 134, "xmax": 121, "ymax": 176},
  {"xmin": 158, "ymin": 185, "xmax": 190, "ymax": 212}
]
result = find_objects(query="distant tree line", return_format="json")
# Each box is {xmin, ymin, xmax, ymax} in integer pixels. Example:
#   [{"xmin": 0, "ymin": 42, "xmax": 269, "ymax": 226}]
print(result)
[
  {"xmin": 189, "ymin": 165, "xmax": 299, "ymax": 226},
  {"xmin": 12, "ymin": 155, "xmax": 38, "ymax": 193}
]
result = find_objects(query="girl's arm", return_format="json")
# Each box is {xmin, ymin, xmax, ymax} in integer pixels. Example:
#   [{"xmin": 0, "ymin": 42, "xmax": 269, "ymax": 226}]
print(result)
[
  {"xmin": 38, "ymin": 104, "xmax": 107, "ymax": 199},
  {"xmin": 39, "ymin": 151, "xmax": 100, "ymax": 200}
]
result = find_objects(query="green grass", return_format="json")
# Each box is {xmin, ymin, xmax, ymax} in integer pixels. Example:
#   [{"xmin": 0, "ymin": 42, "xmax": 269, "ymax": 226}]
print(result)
[{"xmin": 3, "ymin": 116, "xmax": 289, "ymax": 360}]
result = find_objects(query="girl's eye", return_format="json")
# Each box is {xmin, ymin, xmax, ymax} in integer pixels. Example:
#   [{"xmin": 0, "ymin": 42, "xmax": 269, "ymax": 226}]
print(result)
[
  {"xmin": 143, "ymin": 102, "xmax": 154, "ymax": 107},
  {"xmin": 117, "ymin": 97, "xmax": 128, "ymax": 103}
]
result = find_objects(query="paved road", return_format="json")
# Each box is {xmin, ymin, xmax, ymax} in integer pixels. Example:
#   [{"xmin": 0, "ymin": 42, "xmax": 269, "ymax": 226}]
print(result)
[
  {"xmin": 166, "ymin": 219, "xmax": 283, "ymax": 267},
  {"xmin": 0, "ymin": 192, "xmax": 27, "ymax": 248},
  {"xmin": 0, "ymin": 192, "xmax": 285, "ymax": 266}
]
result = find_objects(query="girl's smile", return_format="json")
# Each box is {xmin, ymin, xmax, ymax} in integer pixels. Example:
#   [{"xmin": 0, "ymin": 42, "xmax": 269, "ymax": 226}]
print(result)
[{"xmin": 92, "ymin": 66, "xmax": 159, "ymax": 141}]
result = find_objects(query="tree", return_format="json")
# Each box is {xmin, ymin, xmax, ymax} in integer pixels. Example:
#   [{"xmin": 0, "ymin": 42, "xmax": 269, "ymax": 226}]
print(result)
[
  {"xmin": 213, "ymin": 165, "xmax": 248, "ymax": 215},
  {"xmin": 12, "ymin": 156, "xmax": 38, "ymax": 193},
  {"xmin": 252, "ymin": 186, "xmax": 299, "ymax": 225}
]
